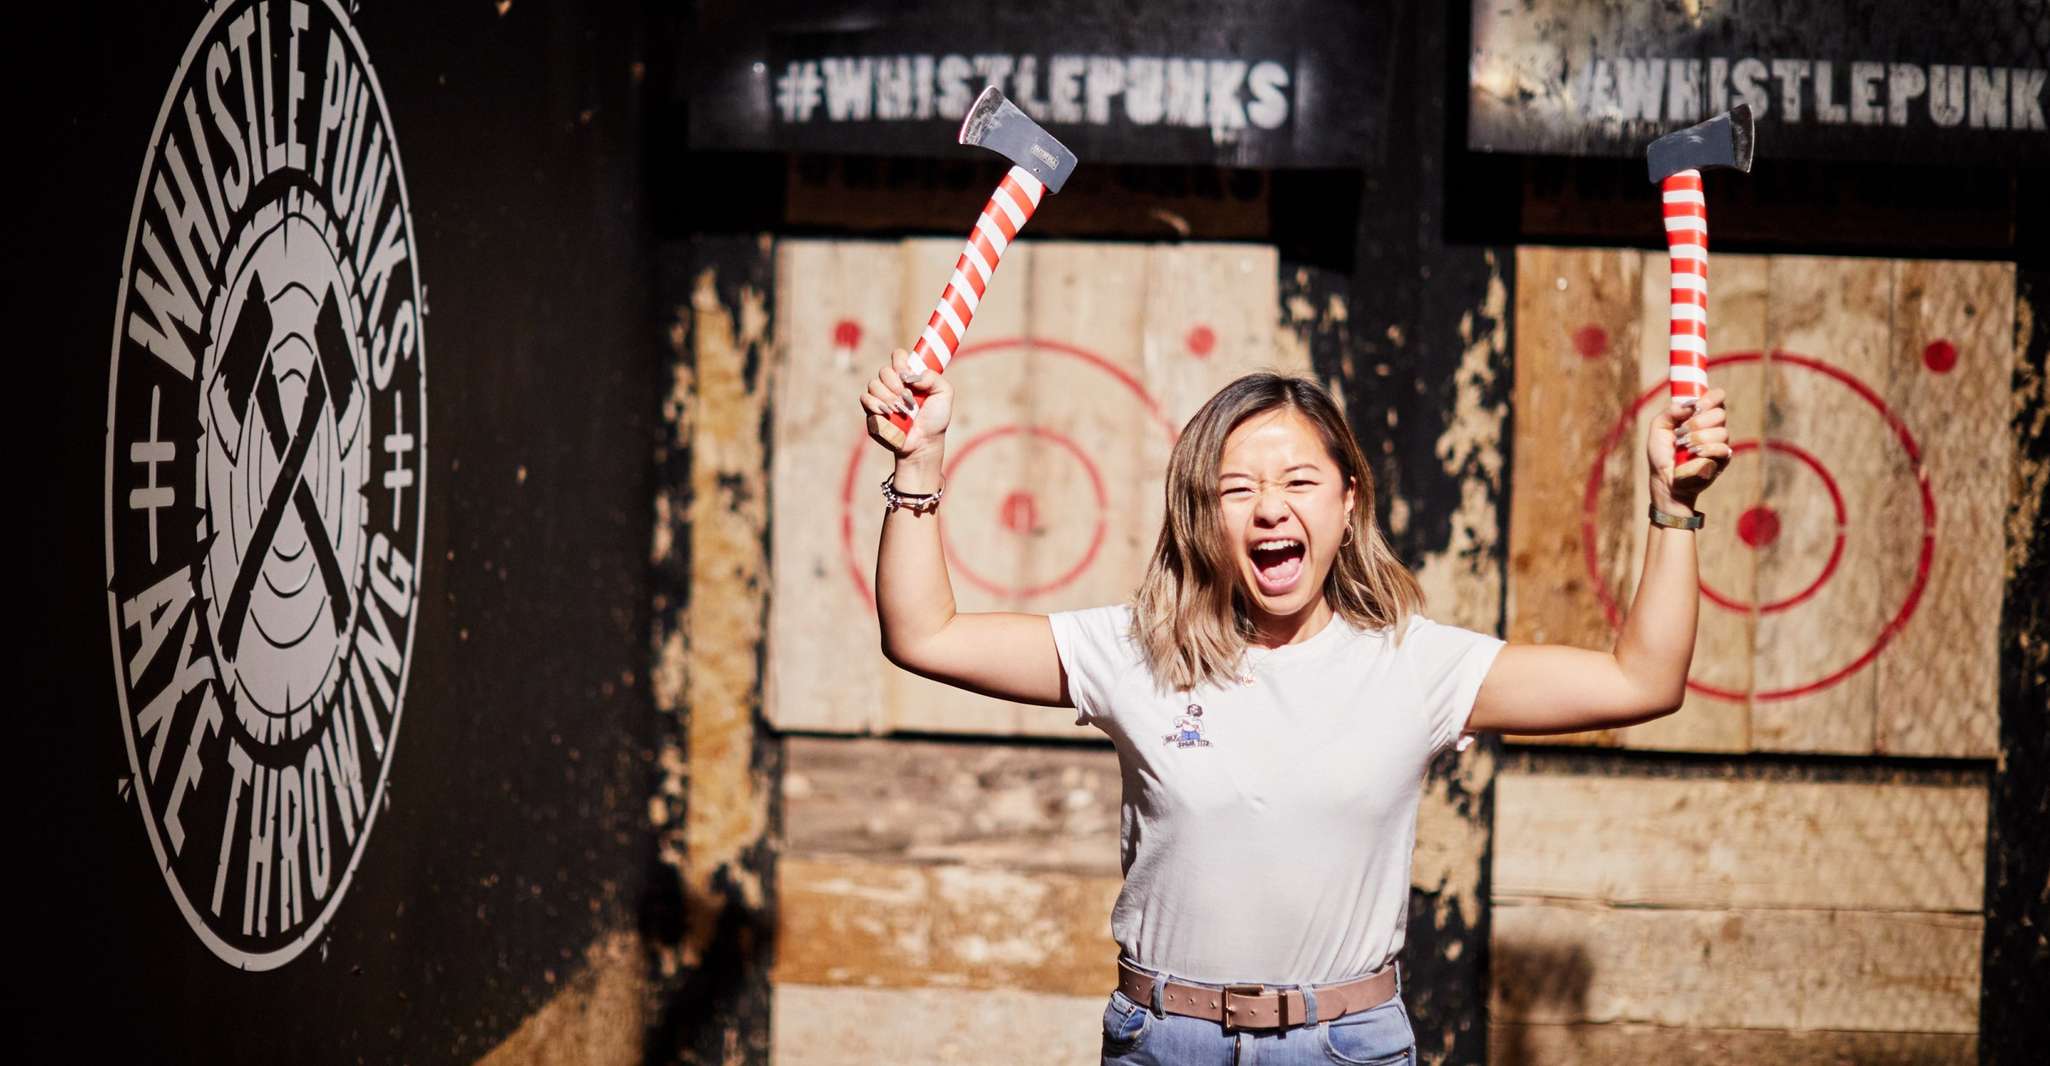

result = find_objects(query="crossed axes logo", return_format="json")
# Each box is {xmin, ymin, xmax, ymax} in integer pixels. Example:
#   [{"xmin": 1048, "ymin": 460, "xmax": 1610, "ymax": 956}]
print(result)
[
  {"xmin": 197, "ymin": 196, "xmax": 380, "ymax": 745},
  {"xmin": 207, "ymin": 273, "xmax": 364, "ymax": 664}
]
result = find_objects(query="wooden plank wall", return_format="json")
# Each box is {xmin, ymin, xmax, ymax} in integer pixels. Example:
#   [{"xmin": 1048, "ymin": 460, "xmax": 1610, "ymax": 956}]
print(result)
[
  {"xmin": 769, "ymin": 238, "xmax": 1298, "ymax": 738},
  {"xmin": 649, "ymin": 238, "xmax": 783, "ymax": 1064},
  {"xmin": 1508, "ymin": 248, "xmax": 2015, "ymax": 758},
  {"xmin": 773, "ymin": 734, "xmax": 1123, "ymax": 1063},
  {"xmin": 1495, "ymin": 247, "xmax": 2020, "ymax": 1064},
  {"xmin": 1491, "ymin": 769, "xmax": 1984, "ymax": 1063}
]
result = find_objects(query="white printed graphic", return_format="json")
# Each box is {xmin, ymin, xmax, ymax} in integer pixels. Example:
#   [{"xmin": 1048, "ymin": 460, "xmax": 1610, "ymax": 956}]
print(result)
[
  {"xmin": 104, "ymin": 0, "xmax": 426, "ymax": 970},
  {"xmin": 773, "ymin": 52, "xmax": 1294, "ymax": 144}
]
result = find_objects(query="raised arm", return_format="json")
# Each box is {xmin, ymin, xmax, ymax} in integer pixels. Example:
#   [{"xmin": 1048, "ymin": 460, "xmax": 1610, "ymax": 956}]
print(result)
[
  {"xmin": 1465, "ymin": 387, "xmax": 1732, "ymax": 735},
  {"xmin": 861, "ymin": 348, "xmax": 1070, "ymax": 707}
]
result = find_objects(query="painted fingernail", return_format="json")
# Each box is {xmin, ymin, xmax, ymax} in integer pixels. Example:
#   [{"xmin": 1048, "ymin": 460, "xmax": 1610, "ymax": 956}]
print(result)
[{"xmin": 1676, "ymin": 434, "xmax": 1691, "ymax": 449}]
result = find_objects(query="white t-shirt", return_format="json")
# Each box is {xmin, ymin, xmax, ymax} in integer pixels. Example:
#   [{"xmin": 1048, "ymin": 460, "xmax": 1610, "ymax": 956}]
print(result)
[{"xmin": 1048, "ymin": 603, "xmax": 1504, "ymax": 985}]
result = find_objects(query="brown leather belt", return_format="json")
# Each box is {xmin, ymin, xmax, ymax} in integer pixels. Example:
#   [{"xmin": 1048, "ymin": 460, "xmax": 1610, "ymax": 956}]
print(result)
[{"xmin": 1115, "ymin": 957, "xmax": 1398, "ymax": 1032}]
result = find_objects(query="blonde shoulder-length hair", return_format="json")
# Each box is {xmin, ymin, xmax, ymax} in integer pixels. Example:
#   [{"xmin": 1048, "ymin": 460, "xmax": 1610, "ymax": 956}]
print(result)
[{"xmin": 1130, "ymin": 372, "xmax": 1423, "ymax": 692}]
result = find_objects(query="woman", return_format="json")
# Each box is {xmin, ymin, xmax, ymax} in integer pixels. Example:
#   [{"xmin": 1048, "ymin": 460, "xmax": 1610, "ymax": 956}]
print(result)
[{"xmin": 859, "ymin": 349, "xmax": 1729, "ymax": 1066}]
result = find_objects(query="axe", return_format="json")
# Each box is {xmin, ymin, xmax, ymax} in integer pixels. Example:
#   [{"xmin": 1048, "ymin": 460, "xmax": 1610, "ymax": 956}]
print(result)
[
  {"xmin": 1646, "ymin": 103, "xmax": 1753, "ymax": 464},
  {"xmin": 881, "ymin": 86, "xmax": 1077, "ymax": 440}
]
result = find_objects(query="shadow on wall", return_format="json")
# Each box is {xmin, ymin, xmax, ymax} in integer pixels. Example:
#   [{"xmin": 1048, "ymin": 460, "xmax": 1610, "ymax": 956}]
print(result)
[
  {"xmin": 1486, "ymin": 932, "xmax": 1980, "ymax": 1064},
  {"xmin": 1487, "ymin": 938, "xmax": 1591, "ymax": 1066},
  {"xmin": 642, "ymin": 855, "xmax": 782, "ymax": 1063}
]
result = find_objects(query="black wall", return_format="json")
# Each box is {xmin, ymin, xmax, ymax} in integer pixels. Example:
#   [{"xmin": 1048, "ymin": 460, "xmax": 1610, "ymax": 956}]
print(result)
[{"xmin": 16, "ymin": 2, "xmax": 659, "ymax": 1060}]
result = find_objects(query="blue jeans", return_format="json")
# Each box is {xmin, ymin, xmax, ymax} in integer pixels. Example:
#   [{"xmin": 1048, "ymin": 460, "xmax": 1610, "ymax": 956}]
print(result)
[{"xmin": 1101, "ymin": 959, "xmax": 1415, "ymax": 1065}]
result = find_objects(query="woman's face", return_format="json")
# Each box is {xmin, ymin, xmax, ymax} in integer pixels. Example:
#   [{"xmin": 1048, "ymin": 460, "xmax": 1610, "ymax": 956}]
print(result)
[{"xmin": 1216, "ymin": 408, "xmax": 1355, "ymax": 625}]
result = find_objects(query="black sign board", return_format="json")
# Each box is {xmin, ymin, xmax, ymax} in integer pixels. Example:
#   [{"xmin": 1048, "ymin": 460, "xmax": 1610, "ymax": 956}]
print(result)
[
  {"xmin": 1468, "ymin": 0, "xmax": 2050, "ymax": 164},
  {"xmin": 684, "ymin": 0, "xmax": 1395, "ymax": 168}
]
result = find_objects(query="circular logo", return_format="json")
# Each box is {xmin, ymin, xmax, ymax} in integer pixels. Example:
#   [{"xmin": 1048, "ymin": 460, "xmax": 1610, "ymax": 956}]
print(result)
[{"xmin": 104, "ymin": 0, "xmax": 425, "ymax": 969}]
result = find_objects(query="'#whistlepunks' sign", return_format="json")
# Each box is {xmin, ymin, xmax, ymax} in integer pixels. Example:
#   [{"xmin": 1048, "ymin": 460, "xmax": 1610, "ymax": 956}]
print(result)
[
  {"xmin": 684, "ymin": 0, "xmax": 1393, "ymax": 168},
  {"xmin": 1468, "ymin": 0, "xmax": 2049, "ymax": 163}
]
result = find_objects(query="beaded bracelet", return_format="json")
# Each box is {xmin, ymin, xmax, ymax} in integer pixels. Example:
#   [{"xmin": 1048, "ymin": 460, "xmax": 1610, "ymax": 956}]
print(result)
[{"xmin": 881, "ymin": 473, "xmax": 944, "ymax": 515}]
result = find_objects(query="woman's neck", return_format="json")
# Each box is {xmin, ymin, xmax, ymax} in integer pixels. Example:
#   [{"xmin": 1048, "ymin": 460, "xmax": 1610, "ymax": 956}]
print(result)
[{"xmin": 1247, "ymin": 598, "xmax": 1334, "ymax": 649}]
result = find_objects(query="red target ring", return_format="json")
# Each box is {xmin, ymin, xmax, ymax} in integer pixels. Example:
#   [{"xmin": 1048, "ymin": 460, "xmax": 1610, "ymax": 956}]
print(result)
[
  {"xmin": 1697, "ymin": 439, "xmax": 1846, "ymax": 615},
  {"xmin": 940, "ymin": 425, "xmax": 1108, "ymax": 598},
  {"xmin": 839, "ymin": 337, "xmax": 1178, "ymax": 605},
  {"xmin": 1583, "ymin": 351, "xmax": 1935, "ymax": 703}
]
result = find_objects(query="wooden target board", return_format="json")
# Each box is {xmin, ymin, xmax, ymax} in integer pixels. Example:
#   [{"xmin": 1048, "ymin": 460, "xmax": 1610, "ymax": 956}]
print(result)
[
  {"xmin": 1508, "ymin": 248, "xmax": 2015, "ymax": 757},
  {"xmin": 770, "ymin": 239, "xmax": 1295, "ymax": 736}
]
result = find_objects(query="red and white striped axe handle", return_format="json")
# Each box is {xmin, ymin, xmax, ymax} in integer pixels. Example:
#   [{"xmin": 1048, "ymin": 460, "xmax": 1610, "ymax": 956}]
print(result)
[
  {"xmin": 1662, "ymin": 169, "xmax": 1708, "ymax": 465},
  {"xmin": 1645, "ymin": 102, "xmax": 1752, "ymax": 466},
  {"xmin": 886, "ymin": 165, "xmax": 1046, "ymax": 434}
]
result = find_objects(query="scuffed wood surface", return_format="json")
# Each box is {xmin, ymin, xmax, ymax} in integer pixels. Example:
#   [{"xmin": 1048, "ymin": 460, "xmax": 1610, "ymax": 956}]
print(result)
[
  {"xmin": 1507, "ymin": 250, "xmax": 2016, "ymax": 756},
  {"xmin": 1874, "ymin": 260, "xmax": 2013, "ymax": 757},
  {"xmin": 782, "ymin": 734, "xmax": 1122, "ymax": 878},
  {"xmin": 772, "ymin": 855, "xmax": 1122, "ymax": 995},
  {"xmin": 1505, "ymin": 247, "xmax": 1644, "ymax": 747},
  {"xmin": 1506, "ymin": 247, "xmax": 1644, "ymax": 648},
  {"xmin": 1491, "ymin": 903, "xmax": 1981, "ymax": 1032},
  {"xmin": 1491, "ymin": 1022, "xmax": 1973, "ymax": 1066},
  {"xmin": 1493, "ymin": 773, "xmax": 1986, "ymax": 912},
  {"xmin": 650, "ymin": 241, "xmax": 784, "ymax": 1066},
  {"xmin": 773, "ymin": 983, "xmax": 1106, "ymax": 1066},
  {"xmin": 1750, "ymin": 257, "xmax": 1895, "ymax": 753}
]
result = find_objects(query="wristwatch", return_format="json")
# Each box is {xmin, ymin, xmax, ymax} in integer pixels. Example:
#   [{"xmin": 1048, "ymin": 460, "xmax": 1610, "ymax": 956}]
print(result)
[{"xmin": 1648, "ymin": 503, "xmax": 1704, "ymax": 530}]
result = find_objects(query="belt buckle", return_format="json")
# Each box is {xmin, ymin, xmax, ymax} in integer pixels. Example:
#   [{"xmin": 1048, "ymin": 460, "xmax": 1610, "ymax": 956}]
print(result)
[{"xmin": 1221, "ymin": 984, "xmax": 1281, "ymax": 1032}]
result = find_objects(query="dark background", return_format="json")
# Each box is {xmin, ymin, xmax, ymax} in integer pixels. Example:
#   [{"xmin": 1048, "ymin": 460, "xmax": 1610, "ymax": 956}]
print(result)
[{"xmin": 18, "ymin": 1, "xmax": 657, "ymax": 1060}]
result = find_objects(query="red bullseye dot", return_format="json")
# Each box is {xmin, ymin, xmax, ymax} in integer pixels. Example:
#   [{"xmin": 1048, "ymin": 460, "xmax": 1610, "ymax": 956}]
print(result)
[
  {"xmin": 1922, "ymin": 339, "xmax": 1957, "ymax": 373},
  {"xmin": 833, "ymin": 319, "xmax": 862, "ymax": 348},
  {"xmin": 1572, "ymin": 324, "xmax": 1609, "ymax": 359},
  {"xmin": 1185, "ymin": 325, "xmax": 1216, "ymax": 358},
  {"xmin": 1000, "ymin": 491, "xmax": 1039, "ymax": 534},
  {"xmin": 1737, "ymin": 505, "xmax": 1781, "ymax": 549}
]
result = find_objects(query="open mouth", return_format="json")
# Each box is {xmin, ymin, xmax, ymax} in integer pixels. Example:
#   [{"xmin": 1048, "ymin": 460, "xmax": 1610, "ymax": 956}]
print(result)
[{"xmin": 1248, "ymin": 537, "xmax": 1307, "ymax": 595}]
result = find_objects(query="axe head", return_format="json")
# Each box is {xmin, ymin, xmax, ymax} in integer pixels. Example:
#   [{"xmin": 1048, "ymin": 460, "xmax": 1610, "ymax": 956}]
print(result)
[
  {"xmin": 1646, "ymin": 103, "xmax": 1754, "ymax": 183},
  {"xmin": 958, "ymin": 86, "xmax": 1078, "ymax": 194}
]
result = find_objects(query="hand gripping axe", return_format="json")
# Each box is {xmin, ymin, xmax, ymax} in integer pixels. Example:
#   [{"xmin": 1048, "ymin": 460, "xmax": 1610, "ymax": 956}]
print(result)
[
  {"xmin": 1647, "ymin": 103, "xmax": 1753, "ymax": 464},
  {"xmin": 880, "ymin": 86, "xmax": 1077, "ymax": 441}
]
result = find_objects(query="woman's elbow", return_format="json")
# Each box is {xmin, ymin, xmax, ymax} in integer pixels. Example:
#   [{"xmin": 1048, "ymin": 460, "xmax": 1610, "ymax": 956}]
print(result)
[
  {"xmin": 1640, "ymin": 684, "xmax": 1687, "ymax": 720},
  {"xmin": 880, "ymin": 633, "xmax": 915, "ymax": 671},
  {"xmin": 879, "ymin": 630, "xmax": 936, "ymax": 676}
]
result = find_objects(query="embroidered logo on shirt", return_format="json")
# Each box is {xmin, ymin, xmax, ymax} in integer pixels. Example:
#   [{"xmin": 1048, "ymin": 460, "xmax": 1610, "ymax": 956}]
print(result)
[{"xmin": 1163, "ymin": 704, "xmax": 1213, "ymax": 748}]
